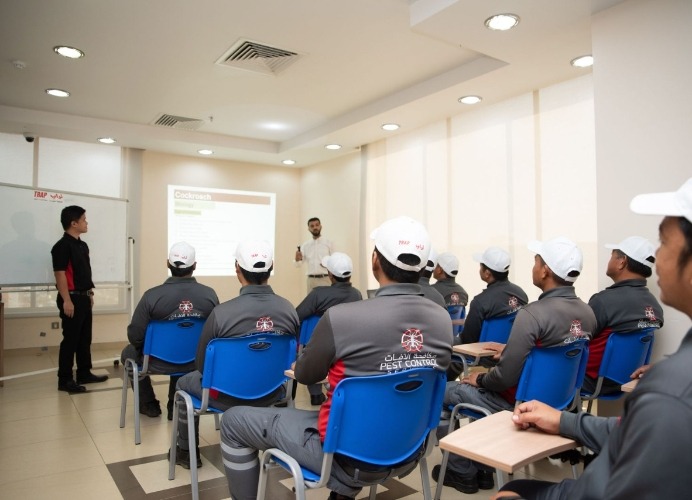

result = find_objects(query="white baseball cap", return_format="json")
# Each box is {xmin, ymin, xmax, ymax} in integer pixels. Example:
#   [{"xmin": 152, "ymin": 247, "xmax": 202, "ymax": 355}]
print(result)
[
  {"xmin": 168, "ymin": 241, "xmax": 196, "ymax": 269},
  {"xmin": 605, "ymin": 236, "xmax": 655, "ymax": 268},
  {"xmin": 437, "ymin": 252, "xmax": 459, "ymax": 276},
  {"xmin": 527, "ymin": 237, "xmax": 583, "ymax": 283},
  {"xmin": 473, "ymin": 247, "xmax": 511, "ymax": 273},
  {"xmin": 425, "ymin": 247, "xmax": 439, "ymax": 273},
  {"xmin": 370, "ymin": 216, "xmax": 431, "ymax": 272},
  {"xmin": 235, "ymin": 240, "xmax": 273, "ymax": 272},
  {"xmin": 321, "ymin": 252, "xmax": 353, "ymax": 278},
  {"xmin": 630, "ymin": 178, "xmax": 692, "ymax": 223}
]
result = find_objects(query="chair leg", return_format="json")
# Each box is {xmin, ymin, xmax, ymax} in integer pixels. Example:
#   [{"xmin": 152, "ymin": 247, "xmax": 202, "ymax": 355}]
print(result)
[
  {"xmin": 119, "ymin": 362, "xmax": 130, "ymax": 429},
  {"xmin": 497, "ymin": 470, "xmax": 507, "ymax": 488},
  {"xmin": 132, "ymin": 364, "xmax": 141, "ymax": 445},
  {"xmin": 433, "ymin": 449, "xmax": 451, "ymax": 500},
  {"xmin": 168, "ymin": 394, "xmax": 179, "ymax": 480},
  {"xmin": 214, "ymin": 413, "xmax": 220, "ymax": 431},
  {"xmin": 368, "ymin": 484, "xmax": 377, "ymax": 500},
  {"xmin": 419, "ymin": 457, "xmax": 432, "ymax": 500}
]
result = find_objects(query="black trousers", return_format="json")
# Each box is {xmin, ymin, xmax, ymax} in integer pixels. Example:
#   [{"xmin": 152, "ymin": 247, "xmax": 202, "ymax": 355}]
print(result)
[{"xmin": 57, "ymin": 294, "xmax": 93, "ymax": 382}]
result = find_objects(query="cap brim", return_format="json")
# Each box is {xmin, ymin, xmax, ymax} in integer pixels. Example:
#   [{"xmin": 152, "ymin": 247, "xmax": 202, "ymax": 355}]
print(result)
[
  {"xmin": 630, "ymin": 192, "xmax": 682, "ymax": 216},
  {"xmin": 604, "ymin": 243, "xmax": 618, "ymax": 250},
  {"xmin": 472, "ymin": 252, "xmax": 483, "ymax": 263}
]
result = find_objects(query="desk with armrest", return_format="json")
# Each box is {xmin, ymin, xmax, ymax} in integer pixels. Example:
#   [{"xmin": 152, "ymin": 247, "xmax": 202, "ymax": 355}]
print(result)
[
  {"xmin": 439, "ymin": 410, "xmax": 578, "ymax": 487},
  {"xmin": 621, "ymin": 379, "xmax": 638, "ymax": 393},
  {"xmin": 452, "ymin": 342, "xmax": 502, "ymax": 377}
]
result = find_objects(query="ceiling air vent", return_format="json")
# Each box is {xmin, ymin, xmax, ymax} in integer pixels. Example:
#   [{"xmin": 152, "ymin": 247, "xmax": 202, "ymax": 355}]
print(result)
[
  {"xmin": 152, "ymin": 114, "xmax": 205, "ymax": 131},
  {"xmin": 216, "ymin": 39, "xmax": 300, "ymax": 75}
]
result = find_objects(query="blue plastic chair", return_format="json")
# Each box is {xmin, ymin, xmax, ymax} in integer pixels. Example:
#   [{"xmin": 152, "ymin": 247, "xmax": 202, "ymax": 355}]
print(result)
[
  {"xmin": 298, "ymin": 314, "xmax": 321, "ymax": 350},
  {"xmin": 436, "ymin": 339, "xmax": 589, "ymax": 498},
  {"xmin": 119, "ymin": 317, "xmax": 205, "ymax": 444},
  {"xmin": 581, "ymin": 328, "xmax": 655, "ymax": 413},
  {"xmin": 169, "ymin": 333, "xmax": 297, "ymax": 500},
  {"xmin": 456, "ymin": 311, "xmax": 519, "ymax": 377},
  {"xmin": 448, "ymin": 305, "xmax": 466, "ymax": 337},
  {"xmin": 258, "ymin": 368, "xmax": 447, "ymax": 500}
]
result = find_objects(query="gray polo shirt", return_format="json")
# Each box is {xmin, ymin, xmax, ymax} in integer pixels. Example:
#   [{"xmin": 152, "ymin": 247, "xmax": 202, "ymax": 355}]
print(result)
[
  {"xmin": 195, "ymin": 284, "xmax": 299, "ymax": 370},
  {"xmin": 432, "ymin": 278, "xmax": 469, "ymax": 307},
  {"xmin": 296, "ymin": 281, "xmax": 362, "ymax": 321}
]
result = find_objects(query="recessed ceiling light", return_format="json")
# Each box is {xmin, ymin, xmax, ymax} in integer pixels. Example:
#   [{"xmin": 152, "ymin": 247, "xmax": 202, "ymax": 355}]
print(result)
[
  {"xmin": 484, "ymin": 14, "xmax": 520, "ymax": 31},
  {"xmin": 197, "ymin": 149, "xmax": 213, "ymax": 155},
  {"xmin": 458, "ymin": 95, "xmax": 482, "ymax": 105},
  {"xmin": 382, "ymin": 123, "xmax": 400, "ymax": 131},
  {"xmin": 570, "ymin": 55, "xmax": 594, "ymax": 68},
  {"xmin": 325, "ymin": 144, "xmax": 342, "ymax": 150},
  {"xmin": 97, "ymin": 137, "xmax": 116, "ymax": 144},
  {"xmin": 45, "ymin": 88, "xmax": 70, "ymax": 97},
  {"xmin": 53, "ymin": 46, "xmax": 85, "ymax": 59},
  {"xmin": 282, "ymin": 159, "xmax": 296, "ymax": 165}
]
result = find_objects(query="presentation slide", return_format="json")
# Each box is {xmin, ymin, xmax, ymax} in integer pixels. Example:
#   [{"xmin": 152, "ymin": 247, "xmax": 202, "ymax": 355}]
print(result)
[{"xmin": 167, "ymin": 185, "xmax": 276, "ymax": 276}]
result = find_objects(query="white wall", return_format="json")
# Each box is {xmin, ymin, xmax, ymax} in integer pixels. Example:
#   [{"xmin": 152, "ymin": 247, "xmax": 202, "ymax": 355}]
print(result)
[{"xmin": 593, "ymin": 0, "xmax": 692, "ymax": 360}]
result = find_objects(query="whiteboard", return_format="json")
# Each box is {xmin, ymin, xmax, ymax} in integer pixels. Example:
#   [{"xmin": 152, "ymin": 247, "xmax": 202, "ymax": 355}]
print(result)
[{"xmin": 0, "ymin": 184, "xmax": 128, "ymax": 286}]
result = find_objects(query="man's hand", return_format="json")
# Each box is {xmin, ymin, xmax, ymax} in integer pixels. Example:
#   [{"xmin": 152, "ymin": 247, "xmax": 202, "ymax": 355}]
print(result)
[
  {"xmin": 461, "ymin": 371, "xmax": 482, "ymax": 387},
  {"xmin": 631, "ymin": 364, "xmax": 651, "ymax": 379},
  {"xmin": 295, "ymin": 250, "xmax": 303, "ymax": 261},
  {"xmin": 63, "ymin": 300, "xmax": 75, "ymax": 318},
  {"xmin": 486, "ymin": 342, "xmax": 505, "ymax": 361},
  {"xmin": 492, "ymin": 492, "xmax": 524, "ymax": 500},
  {"xmin": 511, "ymin": 400, "xmax": 561, "ymax": 434}
]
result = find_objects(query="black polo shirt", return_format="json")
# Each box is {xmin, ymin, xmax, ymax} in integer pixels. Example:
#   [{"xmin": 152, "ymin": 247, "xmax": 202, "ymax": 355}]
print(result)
[{"xmin": 51, "ymin": 232, "xmax": 94, "ymax": 291}]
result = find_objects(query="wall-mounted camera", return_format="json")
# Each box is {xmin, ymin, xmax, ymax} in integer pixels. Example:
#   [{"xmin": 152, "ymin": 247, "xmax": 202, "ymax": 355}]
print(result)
[{"xmin": 23, "ymin": 133, "xmax": 36, "ymax": 143}]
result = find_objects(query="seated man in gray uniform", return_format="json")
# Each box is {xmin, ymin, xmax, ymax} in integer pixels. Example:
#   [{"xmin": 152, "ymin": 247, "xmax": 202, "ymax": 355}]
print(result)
[
  {"xmin": 497, "ymin": 178, "xmax": 692, "ymax": 500},
  {"xmin": 583, "ymin": 236, "xmax": 664, "ymax": 395},
  {"xmin": 219, "ymin": 216, "xmax": 453, "ymax": 500},
  {"xmin": 121, "ymin": 242, "xmax": 219, "ymax": 419},
  {"xmin": 432, "ymin": 252, "xmax": 469, "ymax": 309},
  {"xmin": 434, "ymin": 237, "xmax": 596, "ymax": 494},
  {"xmin": 462, "ymin": 246, "xmax": 528, "ymax": 345},
  {"xmin": 417, "ymin": 247, "xmax": 447, "ymax": 308},
  {"xmin": 296, "ymin": 251, "xmax": 363, "ymax": 406},
  {"xmin": 172, "ymin": 240, "xmax": 299, "ymax": 469}
]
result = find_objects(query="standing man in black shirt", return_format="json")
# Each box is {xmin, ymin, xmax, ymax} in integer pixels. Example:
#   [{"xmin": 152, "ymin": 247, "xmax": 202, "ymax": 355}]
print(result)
[{"xmin": 51, "ymin": 205, "xmax": 107, "ymax": 394}]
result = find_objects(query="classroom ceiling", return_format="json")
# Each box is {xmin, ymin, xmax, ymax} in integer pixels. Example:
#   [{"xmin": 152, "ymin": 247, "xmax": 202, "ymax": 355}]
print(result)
[{"xmin": 0, "ymin": 0, "xmax": 623, "ymax": 168}]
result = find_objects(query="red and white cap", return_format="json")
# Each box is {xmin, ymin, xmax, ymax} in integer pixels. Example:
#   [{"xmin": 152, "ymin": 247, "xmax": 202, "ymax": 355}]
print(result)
[
  {"xmin": 235, "ymin": 240, "xmax": 273, "ymax": 272},
  {"xmin": 168, "ymin": 242, "xmax": 196, "ymax": 269},
  {"xmin": 528, "ymin": 237, "xmax": 583, "ymax": 282}
]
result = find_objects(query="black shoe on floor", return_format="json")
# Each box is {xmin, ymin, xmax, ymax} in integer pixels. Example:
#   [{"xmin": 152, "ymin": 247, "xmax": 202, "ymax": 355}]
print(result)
[
  {"xmin": 140, "ymin": 400, "xmax": 162, "ymax": 418},
  {"xmin": 167, "ymin": 401, "xmax": 174, "ymax": 421},
  {"xmin": 477, "ymin": 469, "xmax": 495, "ymax": 490},
  {"xmin": 311, "ymin": 393, "xmax": 326, "ymax": 406},
  {"xmin": 58, "ymin": 380, "xmax": 87, "ymax": 394},
  {"xmin": 327, "ymin": 492, "xmax": 355, "ymax": 500},
  {"xmin": 431, "ymin": 464, "xmax": 479, "ymax": 494},
  {"xmin": 169, "ymin": 447, "xmax": 202, "ymax": 469},
  {"xmin": 77, "ymin": 372, "xmax": 108, "ymax": 384}
]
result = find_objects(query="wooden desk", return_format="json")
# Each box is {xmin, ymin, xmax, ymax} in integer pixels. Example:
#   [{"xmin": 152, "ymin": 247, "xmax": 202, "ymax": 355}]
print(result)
[
  {"xmin": 439, "ymin": 410, "xmax": 577, "ymax": 483},
  {"xmin": 621, "ymin": 379, "xmax": 638, "ymax": 393},
  {"xmin": 452, "ymin": 342, "xmax": 499, "ymax": 358}
]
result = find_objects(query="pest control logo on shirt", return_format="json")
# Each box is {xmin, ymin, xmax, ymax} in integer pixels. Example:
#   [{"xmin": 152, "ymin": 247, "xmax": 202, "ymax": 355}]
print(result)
[
  {"xmin": 508, "ymin": 296, "xmax": 519, "ymax": 310},
  {"xmin": 450, "ymin": 292, "xmax": 460, "ymax": 305},
  {"xmin": 256, "ymin": 316, "xmax": 274, "ymax": 331},
  {"xmin": 178, "ymin": 300, "xmax": 194, "ymax": 314},
  {"xmin": 401, "ymin": 328, "xmax": 424, "ymax": 353},
  {"xmin": 644, "ymin": 306, "xmax": 657, "ymax": 321}
]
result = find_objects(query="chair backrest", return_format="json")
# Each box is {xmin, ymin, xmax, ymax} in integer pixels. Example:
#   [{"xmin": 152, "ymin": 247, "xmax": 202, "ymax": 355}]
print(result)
[
  {"xmin": 598, "ymin": 328, "xmax": 656, "ymax": 385},
  {"xmin": 142, "ymin": 317, "xmax": 206, "ymax": 365},
  {"xmin": 323, "ymin": 368, "xmax": 446, "ymax": 466},
  {"xmin": 515, "ymin": 339, "xmax": 589, "ymax": 410},
  {"xmin": 202, "ymin": 333, "xmax": 297, "ymax": 400},
  {"xmin": 448, "ymin": 305, "xmax": 466, "ymax": 336},
  {"xmin": 299, "ymin": 315, "xmax": 321, "ymax": 346},
  {"xmin": 479, "ymin": 311, "xmax": 518, "ymax": 344},
  {"xmin": 447, "ymin": 305, "xmax": 465, "ymax": 321}
]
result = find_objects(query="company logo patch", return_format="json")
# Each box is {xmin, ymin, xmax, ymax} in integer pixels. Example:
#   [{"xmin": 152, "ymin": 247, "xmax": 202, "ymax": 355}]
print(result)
[
  {"xmin": 178, "ymin": 300, "xmax": 194, "ymax": 314},
  {"xmin": 256, "ymin": 316, "xmax": 274, "ymax": 331},
  {"xmin": 401, "ymin": 328, "xmax": 424, "ymax": 353}
]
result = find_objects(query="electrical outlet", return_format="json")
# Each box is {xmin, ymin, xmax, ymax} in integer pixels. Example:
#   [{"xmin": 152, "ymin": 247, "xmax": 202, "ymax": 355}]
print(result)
[{"xmin": 51, "ymin": 322, "xmax": 60, "ymax": 329}]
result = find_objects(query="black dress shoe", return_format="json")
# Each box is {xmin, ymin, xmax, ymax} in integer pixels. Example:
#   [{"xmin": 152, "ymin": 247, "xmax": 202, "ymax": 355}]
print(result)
[
  {"xmin": 477, "ymin": 469, "xmax": 495, "ymax": 489},
  {"xmin": 140, "ymin": 400, "xmax": 162, "ymax": 418},
  {"xmin": 431, "ymin": 464, "xmax": 479, "ymax": 494},
  {"xmin": 58, "ymin": 380, "xmax": 87, "ymax": 393},
  {"xmin": 310, "ymin": 393, "xmax": 326, "ymax": 406},
  {"xmin": 169, "ymin": 447, "xmax": 202, "ymax": 469},
  {"xmin": 77, "ymin": 372, "xmax": 108, "ymax": 384}
]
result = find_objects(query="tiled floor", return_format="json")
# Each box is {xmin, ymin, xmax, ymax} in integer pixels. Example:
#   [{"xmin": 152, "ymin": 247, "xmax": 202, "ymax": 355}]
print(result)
[{"xmin": 0, "ymin": 344, "xmax": 581, "ymax": 499}]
